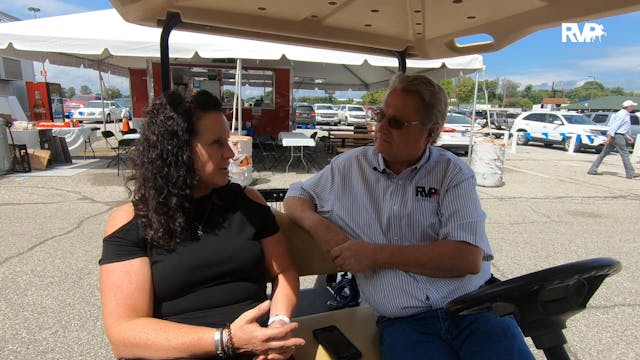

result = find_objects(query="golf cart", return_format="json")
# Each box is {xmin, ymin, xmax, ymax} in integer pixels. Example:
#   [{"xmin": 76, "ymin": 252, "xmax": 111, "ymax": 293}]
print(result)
[{"xmin": 108, "ymin": 1, "xmax": 639, "ymax": 358}]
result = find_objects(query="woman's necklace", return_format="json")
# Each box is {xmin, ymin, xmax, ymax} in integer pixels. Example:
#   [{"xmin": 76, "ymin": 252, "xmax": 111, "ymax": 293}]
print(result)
[{"xmin": 196, "ymin": 195, "xmax": 214, "ymax": 238}]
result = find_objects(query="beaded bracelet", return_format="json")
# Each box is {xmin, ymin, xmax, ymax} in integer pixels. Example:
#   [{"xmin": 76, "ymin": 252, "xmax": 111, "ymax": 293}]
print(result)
[{"xmin": 223, "ymin": 325, "xmax": 235, "ymax": 357}]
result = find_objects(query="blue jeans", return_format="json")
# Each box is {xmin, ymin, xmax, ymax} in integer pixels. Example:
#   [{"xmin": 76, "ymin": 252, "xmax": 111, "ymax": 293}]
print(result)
[{"xmin": 377, "ymin": 309, "xmax": 534, "ymax": 360}]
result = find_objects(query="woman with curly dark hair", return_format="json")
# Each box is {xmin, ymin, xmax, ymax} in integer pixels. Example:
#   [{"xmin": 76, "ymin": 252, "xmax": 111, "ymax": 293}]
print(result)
[{"xmin": 99, "ymin": 90, "xmax": 303, "ymax": 359}]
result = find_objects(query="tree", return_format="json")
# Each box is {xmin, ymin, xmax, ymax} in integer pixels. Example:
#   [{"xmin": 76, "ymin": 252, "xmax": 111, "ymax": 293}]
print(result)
[
  {"xmin": 360, "ymin": 89, "xmax": 387, "ymax": 105},
  {"xmin": 106, "ymin": 86, "xmax": 123, "ymax": 99},
  {"xmin": 65, "ymin": 86, "xmax": 76, "ymax": 98},
  {"xmin": 79, "ymin": 85, "xmax": 92, "ymax": 95},
  {"xmin": 439, "ymin": 79, "xmax": 455, "ymax": 101},
  {"xmin": 502, "ymin": 79, "xmax": 520, "ymax": 102},
  {"xmin": 505, "ymin": 97, "xmax": 533, "ymax": 109},
  {"xmin": 454, "ymin": 76, "xmax": 476, "ymax": 103}
]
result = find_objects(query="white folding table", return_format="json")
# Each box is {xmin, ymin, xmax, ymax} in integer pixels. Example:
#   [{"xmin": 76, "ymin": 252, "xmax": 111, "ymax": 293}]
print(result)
[{"xmin": 278, "ymin": 132, "xmax": 316, "ymax": 172}]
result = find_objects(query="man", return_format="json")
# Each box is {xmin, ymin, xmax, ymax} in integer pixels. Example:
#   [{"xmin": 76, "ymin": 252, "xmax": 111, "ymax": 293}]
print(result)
[
  {"xmin": 284, "ymin": 74, "xmax": 533, "ymax": 359},
  {"xmin": 588, "ymin": 100, "xmax": 638, "ymax": 179}
]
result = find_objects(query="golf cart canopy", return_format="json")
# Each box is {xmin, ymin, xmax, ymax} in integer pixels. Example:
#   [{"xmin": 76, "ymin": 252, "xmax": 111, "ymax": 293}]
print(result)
[{"xmin": 109, "ymin": 0, "xmax": 640, "ymax": 60}]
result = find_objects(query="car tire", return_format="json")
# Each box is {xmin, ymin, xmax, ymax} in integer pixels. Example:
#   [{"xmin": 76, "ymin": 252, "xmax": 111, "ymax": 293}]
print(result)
[
  {"xmin": 516, "ymin": 132, "xmax": 529, "ymax": 145},
  {"xmin": 594, "ymin": 145, "xmax": 603, "ymax": 154},
  {"xmin": 106, "ymin": 114, "xmax": 112, "ymax": 123}
]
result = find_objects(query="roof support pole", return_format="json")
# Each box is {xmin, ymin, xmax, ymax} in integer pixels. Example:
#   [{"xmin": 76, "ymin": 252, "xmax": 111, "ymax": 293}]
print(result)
[
  {"xmin": 394, "ymin": 50, "xmax": 407, "ymax": 74},
  {"xmin": 160, "ymin": 12, "xmax": 182, "ymax": 93}
]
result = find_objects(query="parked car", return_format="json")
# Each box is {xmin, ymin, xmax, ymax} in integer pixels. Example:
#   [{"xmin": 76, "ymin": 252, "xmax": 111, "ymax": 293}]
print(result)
[
  {"xmin": 313, "ymin": 104, "xmax": 339, "ymax": 126},
  {"xmin": 293, "ymin": 104, "xmax": 316, "ymax": 125},
  {"xmin": 114, "ymin": 97, "xmax": 133, "ymax": 118},
  {"xmin": 435, "ymin": 113, "xmax": 473, "ymax": 154},
  {"xmin": 70, "ymin": 93, "xmax": 102, "ymax": 107},
  {"xmin": 63, "ymin": 98, "xmax": 83, "ymax": 118},
  {"xmin": 585, "ymin": 111, "xmax": 640, "ymax": 140},
  {"xmin": 73, "ymin": 100, "xmax": 124, "ymax": 123},
  {"xmin": 362, "ymin": 105, "xmax": 379, "ymax": 120},
  {"xmin": 511, "ymin": 111, "xmax": 608, "ymax": 152},
  {"xmin": 337, "ymin": 105, "xmax": 367, "ymax": 125}
]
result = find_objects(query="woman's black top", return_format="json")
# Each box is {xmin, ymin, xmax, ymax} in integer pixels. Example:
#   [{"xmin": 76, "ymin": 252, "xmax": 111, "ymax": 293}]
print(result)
[{"xmin": 99, "ymin": 183, "xmax": 279, "ymax": 328}]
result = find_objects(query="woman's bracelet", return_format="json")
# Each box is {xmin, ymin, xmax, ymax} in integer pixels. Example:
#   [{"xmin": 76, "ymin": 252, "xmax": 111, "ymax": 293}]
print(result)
[
  {"xmin": 214, "ymin": 328, "xmax": 224, "ymax": 357},
  {"xmin": 267, "ymin": 315, "xmax": 291, "ymax": 326},
  {"xmin": 223, "ymin": 325, "xmax": 235, "ymax": 357}
]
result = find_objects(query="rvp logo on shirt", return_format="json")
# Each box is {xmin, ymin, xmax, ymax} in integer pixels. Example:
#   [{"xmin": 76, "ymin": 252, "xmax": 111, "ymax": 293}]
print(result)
[
  {"xmin": 416, "ymin": 186, "xmax": 439, "ymax": 198},
  {"xmin": 561, "ymin": 23, "xmax": 606, "ymax": 43}
]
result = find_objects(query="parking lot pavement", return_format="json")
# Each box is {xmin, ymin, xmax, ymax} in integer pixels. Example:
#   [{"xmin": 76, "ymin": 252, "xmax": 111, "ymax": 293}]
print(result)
[{"xmin": 0, "ymin": 144, "xmax": 638, "ymax": 359}]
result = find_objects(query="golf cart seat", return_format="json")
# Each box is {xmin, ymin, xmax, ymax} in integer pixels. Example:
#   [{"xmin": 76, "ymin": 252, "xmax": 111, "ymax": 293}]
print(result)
[{"xmin": 273, "ymin": 207, "xmax": 621, "ymax": 360}]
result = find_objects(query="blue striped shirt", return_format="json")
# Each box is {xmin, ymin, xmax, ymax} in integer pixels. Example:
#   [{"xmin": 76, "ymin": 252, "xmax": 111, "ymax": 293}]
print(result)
[{"xmin": 286, "ymin": 146, "xmax": 493, "ymax": 317}]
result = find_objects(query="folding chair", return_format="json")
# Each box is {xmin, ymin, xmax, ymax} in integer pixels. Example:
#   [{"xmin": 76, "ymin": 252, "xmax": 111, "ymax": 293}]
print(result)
[
  {"xmin": 101, "ymin": 130, "xmax": 119, "ymax": 168},
  {"xmin": 117, "ymin": 138, "xmax": 137, "ymax": 176},
  {"xmin": 83, "ymin": 127, "xmax": 100, "ymax": 160}
]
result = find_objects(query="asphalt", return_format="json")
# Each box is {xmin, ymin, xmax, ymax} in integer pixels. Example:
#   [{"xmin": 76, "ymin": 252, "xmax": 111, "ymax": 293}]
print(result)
[{"xmin": 1, "ymin": 141, "xmax": 639, "ymax": 359}]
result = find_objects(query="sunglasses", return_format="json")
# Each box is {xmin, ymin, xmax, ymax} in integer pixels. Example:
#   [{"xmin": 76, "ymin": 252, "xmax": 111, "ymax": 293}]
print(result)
[{"xmin": 373, "ymin": 109, "xmax": 423, "ymax": 130}]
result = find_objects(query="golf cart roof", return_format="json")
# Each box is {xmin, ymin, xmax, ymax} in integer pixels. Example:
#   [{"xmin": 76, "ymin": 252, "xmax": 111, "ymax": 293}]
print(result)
[{"xmin": 109, "ymin": 0, "xmax": 640, "ymax": 59}]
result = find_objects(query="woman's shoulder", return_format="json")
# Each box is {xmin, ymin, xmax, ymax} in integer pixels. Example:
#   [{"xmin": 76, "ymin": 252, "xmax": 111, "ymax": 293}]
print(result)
[{"xmin": 104, "ymin": 202, "xmax": 136, "ymax": 237}]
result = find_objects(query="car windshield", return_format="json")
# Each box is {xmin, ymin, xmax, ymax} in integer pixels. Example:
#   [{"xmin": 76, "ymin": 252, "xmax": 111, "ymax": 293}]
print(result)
[
  {"xmin": 446, "ymin": 114, "xmax": 473, "ymax": 125},
  {"xmin": 316, "ymin": 105, "xmax": 334, "ymax": 110},
  {"xmin": 296, "ymin": 105, "xmax": 313, "ymax": 111},
  {"xmin": 563, "ymin": 114, "xmax": 593, "ymax": 125},
  {"xmin": 347, "ymin": 106, "xmax": 365, "ymax": 112}
]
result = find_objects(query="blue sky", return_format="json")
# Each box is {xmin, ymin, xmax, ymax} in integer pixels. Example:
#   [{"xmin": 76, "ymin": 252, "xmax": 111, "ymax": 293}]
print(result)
[{"xmin": 4, "ymin": 1, "xmax": 640, "ymax": 96}]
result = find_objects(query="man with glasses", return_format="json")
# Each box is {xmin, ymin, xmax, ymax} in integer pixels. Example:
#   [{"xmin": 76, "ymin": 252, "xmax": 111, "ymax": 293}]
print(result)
[{"xmin": 284, "ymin": 74, "xmax": 533, "ymax": 359}]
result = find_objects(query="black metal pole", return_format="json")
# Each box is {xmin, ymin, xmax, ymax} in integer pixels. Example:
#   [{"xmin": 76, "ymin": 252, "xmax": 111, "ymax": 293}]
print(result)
[
  {"xmin": 394, "ymin": 50, "xmax": 407, "ymax": 74},
  {"xmin": 160, "ymin": 12, "xmax": 182, "ymax": 93}
]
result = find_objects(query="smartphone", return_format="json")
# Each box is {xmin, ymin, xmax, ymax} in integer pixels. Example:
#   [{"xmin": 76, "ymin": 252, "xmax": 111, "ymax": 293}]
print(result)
[{"xmin": 312, "ymin": 325, "xmax": 362, "ymax": 360}]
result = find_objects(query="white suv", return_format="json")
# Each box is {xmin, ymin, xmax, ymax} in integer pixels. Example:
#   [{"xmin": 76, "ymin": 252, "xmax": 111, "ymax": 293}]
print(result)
[
  {"xmin": 313, "ymin": 104, "xmax": 339, "ymax": 126},
  {"xmin": 511, "ymin": 111, "xmax": 608, "ymax": 153},
  {"xmin": 337, "ymin": 105, "xmax": 368, "ymax": 125}
]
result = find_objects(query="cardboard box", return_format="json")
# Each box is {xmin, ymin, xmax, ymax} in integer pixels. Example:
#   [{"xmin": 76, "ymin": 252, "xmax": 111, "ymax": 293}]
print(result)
[{"xmin": 27, "ymin": 149, "xmax": 51, "ymax": 170}]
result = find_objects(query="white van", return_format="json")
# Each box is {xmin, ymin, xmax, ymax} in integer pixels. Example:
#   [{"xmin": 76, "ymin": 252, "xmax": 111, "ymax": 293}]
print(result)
[{"xmin": 511, "ymin": 111, "xmax": 608, "ymax": 152}]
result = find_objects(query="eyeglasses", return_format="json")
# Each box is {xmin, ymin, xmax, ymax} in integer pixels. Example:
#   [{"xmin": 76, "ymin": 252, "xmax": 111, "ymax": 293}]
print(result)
[{"xmin": 373, "ymin": 109, "xmax": 423, "ymax": 130}]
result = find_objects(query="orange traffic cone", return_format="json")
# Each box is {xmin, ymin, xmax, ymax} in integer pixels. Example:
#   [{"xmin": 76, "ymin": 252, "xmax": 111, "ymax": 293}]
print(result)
[{"xmin": 122, "ymin": 116, "xmax": 130, "ymax": 132}]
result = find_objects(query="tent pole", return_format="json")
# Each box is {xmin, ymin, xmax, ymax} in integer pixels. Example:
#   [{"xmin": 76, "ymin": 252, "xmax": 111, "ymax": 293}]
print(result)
[
  {"xmin": 98, "ymin": 60, "xmax": 107, "ymax": 132},
  {"xmin": 468, "ymin": 70, "xmax": 481, "ymax": 158},
  {"xmin": 160, "ymin": 12, "xmax": 182, "ymax": 93},
  {"xmin": 237, "ymin": 59, "xmax": 243, "ymax": 135},
  {"xmin": 394, "ymin": 50, "xmax": 407, "ymax": 74}
]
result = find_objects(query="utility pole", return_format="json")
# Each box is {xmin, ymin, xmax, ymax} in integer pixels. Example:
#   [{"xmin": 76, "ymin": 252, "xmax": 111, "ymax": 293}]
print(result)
[{"xmin": 27, "ymin": 7, "xmax": 40, "ymax": 19}]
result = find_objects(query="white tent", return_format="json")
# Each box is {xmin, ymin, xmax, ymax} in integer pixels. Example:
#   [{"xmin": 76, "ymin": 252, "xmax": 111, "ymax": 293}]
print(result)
[{"xmin": 0, "ymin": 9, "xmax": 483, "ymax": 91}]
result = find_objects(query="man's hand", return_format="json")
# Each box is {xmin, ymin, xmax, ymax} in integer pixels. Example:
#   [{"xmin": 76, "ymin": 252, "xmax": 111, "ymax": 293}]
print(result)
[
  {"xmin": 330, "ymin": 240, "xmax": 378, "ymax": 273},
  {"xmin": 604, "ymin": 136, "xmax": 613, "ymax": 145},
  {"xmin": 628, "ymin": 136, "xmax": 635, "ymax": 144}
]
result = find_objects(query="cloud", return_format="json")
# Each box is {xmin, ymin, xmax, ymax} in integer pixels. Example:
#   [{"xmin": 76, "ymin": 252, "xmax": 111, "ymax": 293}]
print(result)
[
  {"xmin": 493, "ymin": 45, "xmax": 640, "ymax": 91},
  {"xmin": 41, "ymin": 63, "xmax": 130, "ymax": 96}
]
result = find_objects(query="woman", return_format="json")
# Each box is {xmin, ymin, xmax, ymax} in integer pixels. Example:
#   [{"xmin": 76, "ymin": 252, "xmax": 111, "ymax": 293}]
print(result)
[{"xmin": 99, "ymin": 90, "xmax": 303, "ymax": 359}]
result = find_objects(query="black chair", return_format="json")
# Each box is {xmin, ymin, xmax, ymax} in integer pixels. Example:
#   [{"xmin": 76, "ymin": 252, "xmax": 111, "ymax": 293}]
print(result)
[
  {"xmin": 101, "ymin": 130, "xmax": 119, "ymax": 168},
  {"xmin": 102, "ymin": 130, "xmax": 136, "ymax": 175},
  {"xmin": 116, "ymin": 138, "xmax": 137, "ymax": 176},
  {"xmin": 83, "ymin": 127, "xmax": 100, "ymax": 160},
  {"xmin": 446, "ymin": 257, "xmax": 622, "ymax": 360}
]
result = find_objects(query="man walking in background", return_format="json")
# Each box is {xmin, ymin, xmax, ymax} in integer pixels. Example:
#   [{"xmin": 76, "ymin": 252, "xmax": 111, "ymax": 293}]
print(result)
[{"xmin": 588, "ymin": 100, "xmax": 638, "ymax": 179}]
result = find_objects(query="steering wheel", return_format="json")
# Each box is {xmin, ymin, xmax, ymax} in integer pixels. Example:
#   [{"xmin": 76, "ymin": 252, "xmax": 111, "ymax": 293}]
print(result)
[{"xmin": 446, "ymin": 257, "xmax": 621, "ymax": 360}]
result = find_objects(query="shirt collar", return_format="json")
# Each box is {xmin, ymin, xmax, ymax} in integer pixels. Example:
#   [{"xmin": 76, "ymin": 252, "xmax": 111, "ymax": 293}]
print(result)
[{"xmin": 375, "ymin": 147, "xmax": 431, "ymax": 173}]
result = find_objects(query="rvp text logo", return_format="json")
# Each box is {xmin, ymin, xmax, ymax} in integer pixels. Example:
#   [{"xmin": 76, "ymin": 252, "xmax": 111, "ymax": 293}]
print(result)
[{"xmin": 561, "ymin": 23, "xmax": 606, "ymax": 43}]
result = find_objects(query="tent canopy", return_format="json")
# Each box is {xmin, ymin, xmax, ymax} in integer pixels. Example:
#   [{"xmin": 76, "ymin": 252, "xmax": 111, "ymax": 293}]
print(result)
[
  {"xmin": 109, "ymin": 0, "xmax": 640, "ymax": 60},
  {"xmin": 0, "ymin": 9, "xmax": 483, "ymax": 91}
]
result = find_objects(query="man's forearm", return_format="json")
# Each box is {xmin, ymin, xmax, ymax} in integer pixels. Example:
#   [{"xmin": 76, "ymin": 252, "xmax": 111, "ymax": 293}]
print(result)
[{"xmin": 283, "ymin": 196, "xmax": 348, "ymax": 252}]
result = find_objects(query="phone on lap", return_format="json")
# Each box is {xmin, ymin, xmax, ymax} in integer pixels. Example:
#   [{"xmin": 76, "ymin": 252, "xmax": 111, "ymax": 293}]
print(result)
[{"xmin": 312, "ymin": 325, "xmax": 362, "ymax": 360}]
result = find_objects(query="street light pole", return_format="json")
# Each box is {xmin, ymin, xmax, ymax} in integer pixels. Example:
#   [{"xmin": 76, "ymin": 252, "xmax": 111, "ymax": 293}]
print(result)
[{"xmin": 27, "ymin": 7, "xmax": 40, "ymax": 19}]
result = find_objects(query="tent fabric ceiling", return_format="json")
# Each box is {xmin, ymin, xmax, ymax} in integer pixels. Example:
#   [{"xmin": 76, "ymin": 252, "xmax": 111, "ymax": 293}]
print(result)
[{"xmin": 0, "ymin": 9, "xmax": 482, "ymax": 91}]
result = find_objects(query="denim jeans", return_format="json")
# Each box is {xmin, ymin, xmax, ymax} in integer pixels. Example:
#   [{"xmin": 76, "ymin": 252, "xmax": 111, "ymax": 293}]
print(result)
[{"xmin": 376, "ymin": 309, "xmax": 534, "ymax": 360}]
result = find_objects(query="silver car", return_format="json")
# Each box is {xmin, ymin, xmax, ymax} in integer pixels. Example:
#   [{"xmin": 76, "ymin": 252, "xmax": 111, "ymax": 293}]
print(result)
[{"xmin": 73, "ymin": 101, "xmax": 124, "ymax": 123}]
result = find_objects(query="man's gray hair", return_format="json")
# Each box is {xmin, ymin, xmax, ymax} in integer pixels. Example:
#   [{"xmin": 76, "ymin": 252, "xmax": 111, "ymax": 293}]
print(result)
[{"xmin": 387, "ymin": 73, "xmax": 449, "ymax": 131}]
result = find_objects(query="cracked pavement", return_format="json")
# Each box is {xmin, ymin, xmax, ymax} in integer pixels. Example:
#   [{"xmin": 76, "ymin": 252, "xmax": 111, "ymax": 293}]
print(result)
[{"xmin": 1, "ymin": 144, "xmax": 639, "ymax": 359}]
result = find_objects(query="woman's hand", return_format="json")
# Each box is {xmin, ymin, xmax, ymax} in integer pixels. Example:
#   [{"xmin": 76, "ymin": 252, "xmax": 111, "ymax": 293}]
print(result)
[{"xmin": 231, "ymin": 300, "xmax": 304, "ymax": 357}]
